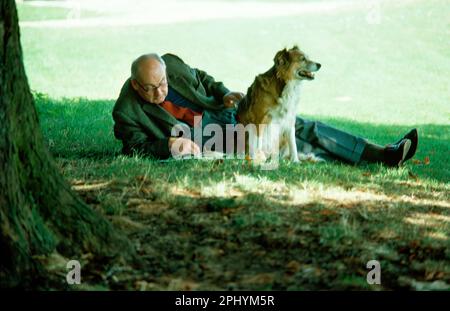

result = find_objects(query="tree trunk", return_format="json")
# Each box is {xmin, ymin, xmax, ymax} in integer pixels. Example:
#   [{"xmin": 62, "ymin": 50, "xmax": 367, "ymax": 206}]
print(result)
[{"xmin": 0, "ymin": 0, "xmax": 133, "ymax": 288}]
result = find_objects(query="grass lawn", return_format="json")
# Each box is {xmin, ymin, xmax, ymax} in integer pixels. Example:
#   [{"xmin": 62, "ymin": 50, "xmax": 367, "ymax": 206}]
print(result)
[
  {"xmin": 19, "ymin": 0, "xmax": 449, "ymax": 290},
  {"xmin": 16, "ymin": 1, "xmax": 101, "ymax": 22}
]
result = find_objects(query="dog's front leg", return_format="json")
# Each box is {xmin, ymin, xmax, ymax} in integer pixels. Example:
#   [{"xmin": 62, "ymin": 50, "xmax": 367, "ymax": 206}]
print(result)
[
  {"xmin": 247, "ymin": 125, "xmax": 266, "ymax": 164},
  {"xmin": 247, "ymin": 125, "xmax": 257, "ymax": 159},
  {"xmin": 288, "ymin": 126, "xmax": 299, "ymax": 162}
]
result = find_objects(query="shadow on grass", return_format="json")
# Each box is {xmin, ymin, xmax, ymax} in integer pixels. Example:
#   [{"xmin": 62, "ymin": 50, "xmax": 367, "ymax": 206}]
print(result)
[
  {"xmin": 35, "ymin": 94, "xmax": 448, "ymax": 290},
  {"xmin": 35, "ymin": 94, "xmax": 449, "ymax": 182},
  {"xmin": 71, "ymin": 175, "xmax": 449, "ymax": 290}
]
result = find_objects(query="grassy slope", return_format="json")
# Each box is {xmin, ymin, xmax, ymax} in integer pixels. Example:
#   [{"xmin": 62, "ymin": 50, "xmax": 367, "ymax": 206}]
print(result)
[
  {"xmin": 17, "ymin": 3, "xmax": 100, "ymax": 22},
  {"xmin": 20, "ymin": 0, "xmax": 450, "ymax": 289},
  {"xmin": 21, "ymin": 1, "xmax": 449, "ymax": 125}
]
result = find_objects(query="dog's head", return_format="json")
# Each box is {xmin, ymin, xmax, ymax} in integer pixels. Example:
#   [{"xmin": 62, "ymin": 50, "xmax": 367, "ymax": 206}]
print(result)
[{"xmin": 274, "ymin": 45, "xmax": 321, "ymax": 82}]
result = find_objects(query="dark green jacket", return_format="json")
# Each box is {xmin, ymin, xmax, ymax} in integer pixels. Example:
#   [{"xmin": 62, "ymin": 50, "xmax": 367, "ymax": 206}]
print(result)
[{"xmin": 112, "ymin": 53, "xmax": 230, "ymax": 159}]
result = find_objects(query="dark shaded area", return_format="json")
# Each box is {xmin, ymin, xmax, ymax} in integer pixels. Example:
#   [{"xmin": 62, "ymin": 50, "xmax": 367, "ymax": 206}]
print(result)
[{"xmin": 68, "ymin": 177, "xmax": 450, "ymax": 290}]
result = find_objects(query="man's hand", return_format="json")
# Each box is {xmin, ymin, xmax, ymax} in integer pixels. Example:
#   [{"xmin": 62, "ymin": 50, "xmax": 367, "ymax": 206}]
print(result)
[
  {"xmin": 223, "ymin": 92, "xmax": 245, "ymax": 108},
  {"xmin": 168, "ymin": 137, "xmax": 201, "ymax": 157}
]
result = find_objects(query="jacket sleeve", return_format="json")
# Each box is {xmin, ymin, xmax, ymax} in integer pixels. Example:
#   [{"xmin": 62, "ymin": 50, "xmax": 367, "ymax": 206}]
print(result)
[
  {"xmin": 195, "ymin": 67, "xmax": 230, "ymax": 104},
  {"xmin": 113, "ymin": 111, "xmax": 171, "ymax": 159}
]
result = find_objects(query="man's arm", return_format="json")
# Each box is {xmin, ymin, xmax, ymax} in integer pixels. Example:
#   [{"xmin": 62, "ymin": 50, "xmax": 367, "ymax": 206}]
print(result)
[
  {"xmin": 195, "ymin": 68, "xmax": 245, "ymax": 109},
  {"xmin": 195, "ymin": 67, "xmax": 230, "ymax": 103},
  {"xmin": 113, "ymin": 111, "xmax": 171, "ymax": 159},
  {"xmin": 163, "ymin": 53, "xmax": 242, "ymax": 107}
]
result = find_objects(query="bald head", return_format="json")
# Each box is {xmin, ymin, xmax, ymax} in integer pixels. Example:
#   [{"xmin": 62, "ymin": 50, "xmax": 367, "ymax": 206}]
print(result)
[
  {"xmin": 130, "ymin": 53, "xmax": 169, "ymax": 105},
  {"xmin": 131, "ymin": 53, "xmax": 166, "ymax": 81}
]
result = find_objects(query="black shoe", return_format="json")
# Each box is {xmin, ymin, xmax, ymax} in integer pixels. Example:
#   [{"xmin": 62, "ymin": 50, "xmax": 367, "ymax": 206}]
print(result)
[
  {"xmin": 385, "ymin": 139, "xmax": 412, "ymax": 167},
  {"xmin": 391, "ymin": 129, "xmax": 418, "ymax": 162}
]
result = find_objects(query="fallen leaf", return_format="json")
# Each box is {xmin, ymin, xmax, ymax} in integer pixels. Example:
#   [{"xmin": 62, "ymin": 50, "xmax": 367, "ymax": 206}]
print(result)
[
  {"xmin": 109, "ymin": 216, "xmax": 145, "ymax": 231},
  {"xmin": 242, "ymin": 273, "xmax": 274, "ymax": 285},
  {"xmin": 286, "ymin": 260, "xmax": 301, "ymax": 275},
  {"xmin": 408, "ymin": 171, "xmax": 419, "ymax": 180},
  {"xmin": 412, "ymin": 159, "xmax": 422, "ymax": 165},
  {"xmin": 320, "ymin": 209, "xmax": 336, "ymax": 216},
  {"xmin": 424, "ymin": 156, "xmax": 430, "ymax": 165},
  {"xmin": 167, "ymin": 278, "xmax": 199, "ymax": 291}
]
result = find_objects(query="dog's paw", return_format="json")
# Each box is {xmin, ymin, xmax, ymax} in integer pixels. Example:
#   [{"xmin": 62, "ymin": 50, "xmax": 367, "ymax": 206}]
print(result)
[
  {"xmin": 290, "ymin": 155, "xmax": 300, "ymax": 163},
  {"xmin": 298, "ymin": 153, "xmax": 325, "ymax": 163},
  {"xmin": 254, "ymin": 150, "xmax": 267, "ymax": 165},
  {"xmin": 246, "ymin": 150, "xmax": 267, "ymax": 165}
]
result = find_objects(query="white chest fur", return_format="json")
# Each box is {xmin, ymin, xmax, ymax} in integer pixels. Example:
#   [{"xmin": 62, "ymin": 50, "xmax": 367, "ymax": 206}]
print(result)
[
  {"xmin": 270, "ymin": 80, "xmax": 302, "ymax": 130},
  {"xmin": 248, "ymin": 79, "xmax": 323, "ymax": 164},
  {"xmin": 255, "ymin": 80, "xmax": 302, "ymax": 160}
]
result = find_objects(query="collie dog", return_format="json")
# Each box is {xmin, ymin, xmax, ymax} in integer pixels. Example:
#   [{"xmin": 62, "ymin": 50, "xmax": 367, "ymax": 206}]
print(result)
[{"xmin": 237, "ymin": 46, "xmax": 321, "ymax": 163}]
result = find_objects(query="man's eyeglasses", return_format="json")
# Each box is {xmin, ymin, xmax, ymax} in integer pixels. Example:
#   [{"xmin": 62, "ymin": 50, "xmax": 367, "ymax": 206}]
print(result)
[{"xmin": 135, "ymin": 77, "xmax": 167, "ymax": 93}]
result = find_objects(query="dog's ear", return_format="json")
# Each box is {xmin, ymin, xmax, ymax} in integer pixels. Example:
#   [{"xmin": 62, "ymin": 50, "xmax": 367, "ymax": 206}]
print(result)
[{"xmin": 274, "ymin": 48, "xmax": 289, "ymax": 66}]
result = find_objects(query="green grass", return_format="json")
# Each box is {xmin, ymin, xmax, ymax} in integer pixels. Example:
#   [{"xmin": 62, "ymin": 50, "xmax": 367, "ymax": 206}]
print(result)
[
  {"xmin": 35, "ymin": 93, "xmax": 449, "ymax": 290},
  {"xmin": 35, "ymin": 93, "xmax": 449, "ymax": 182},
  {"xmin": 21, "ymin": 0, "xmax": 450, "ymax": 125},
  {"xmin": 20, "ymin": 0, "xmax": 450, "ymax": 290},
  {"xmin": 17, "ymin": 3, "xmax": 100, "ymax": 22}
]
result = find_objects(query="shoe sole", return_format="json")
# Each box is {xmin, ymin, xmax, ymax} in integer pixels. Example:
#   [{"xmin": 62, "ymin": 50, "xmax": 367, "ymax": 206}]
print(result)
[
  {"xmin": 398, "ymin": 139, "xmax": 412, "ymax": 167},
  {"xmin": 393, "ymin": 129, "xmax": 418, "ymax": 162}
]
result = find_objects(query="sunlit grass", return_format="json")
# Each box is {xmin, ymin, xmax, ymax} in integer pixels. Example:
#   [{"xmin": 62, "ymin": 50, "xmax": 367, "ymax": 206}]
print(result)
[{"xmin": 20, "ymin": 0, "xmax": 450, "ymax": 126}]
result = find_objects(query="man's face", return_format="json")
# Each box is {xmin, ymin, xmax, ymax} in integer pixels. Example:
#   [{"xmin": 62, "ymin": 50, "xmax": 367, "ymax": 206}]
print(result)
[{"xmin": 131, "ymin": 59, "xmax": 168, "ymax": 105}]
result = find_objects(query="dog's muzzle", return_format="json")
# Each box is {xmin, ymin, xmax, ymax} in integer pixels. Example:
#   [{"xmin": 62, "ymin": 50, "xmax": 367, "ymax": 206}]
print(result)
[{"xmin": 298, "ymin": 63, "xmax": 321, "ymax": 80}]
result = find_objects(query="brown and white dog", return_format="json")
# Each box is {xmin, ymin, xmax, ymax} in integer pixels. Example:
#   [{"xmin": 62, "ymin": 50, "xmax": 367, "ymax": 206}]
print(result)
[{"xmin": 237, "ymin": 46, "xmax": 321, "ymax": 163}]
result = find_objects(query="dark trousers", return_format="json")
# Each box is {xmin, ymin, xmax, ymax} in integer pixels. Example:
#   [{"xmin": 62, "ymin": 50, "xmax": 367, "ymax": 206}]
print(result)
[{"xmin": 294, "ymin": 118, "xmax": 367, "ymax": 164}]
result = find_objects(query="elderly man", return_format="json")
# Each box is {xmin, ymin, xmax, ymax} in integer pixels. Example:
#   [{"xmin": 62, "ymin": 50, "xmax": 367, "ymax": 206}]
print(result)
[{"xmin": 112, "ymin": 53, "xmax": 418, "ymax": 166}]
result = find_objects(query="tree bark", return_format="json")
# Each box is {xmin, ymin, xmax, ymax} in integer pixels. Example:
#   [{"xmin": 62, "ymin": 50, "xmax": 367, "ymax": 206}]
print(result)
[{"xmin": 0, "ymin": 0, "xmax": 133, "ymax": 288}]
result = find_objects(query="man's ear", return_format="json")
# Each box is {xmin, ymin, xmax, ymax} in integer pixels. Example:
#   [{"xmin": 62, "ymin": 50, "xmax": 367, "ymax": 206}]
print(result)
[
  {"xmin": 130, "ymin": 79, "xmax": 139, "ymax": 91},
  {"xmin": 274, "ymin": 48, "xmax": 289, "ymax": 66}
]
